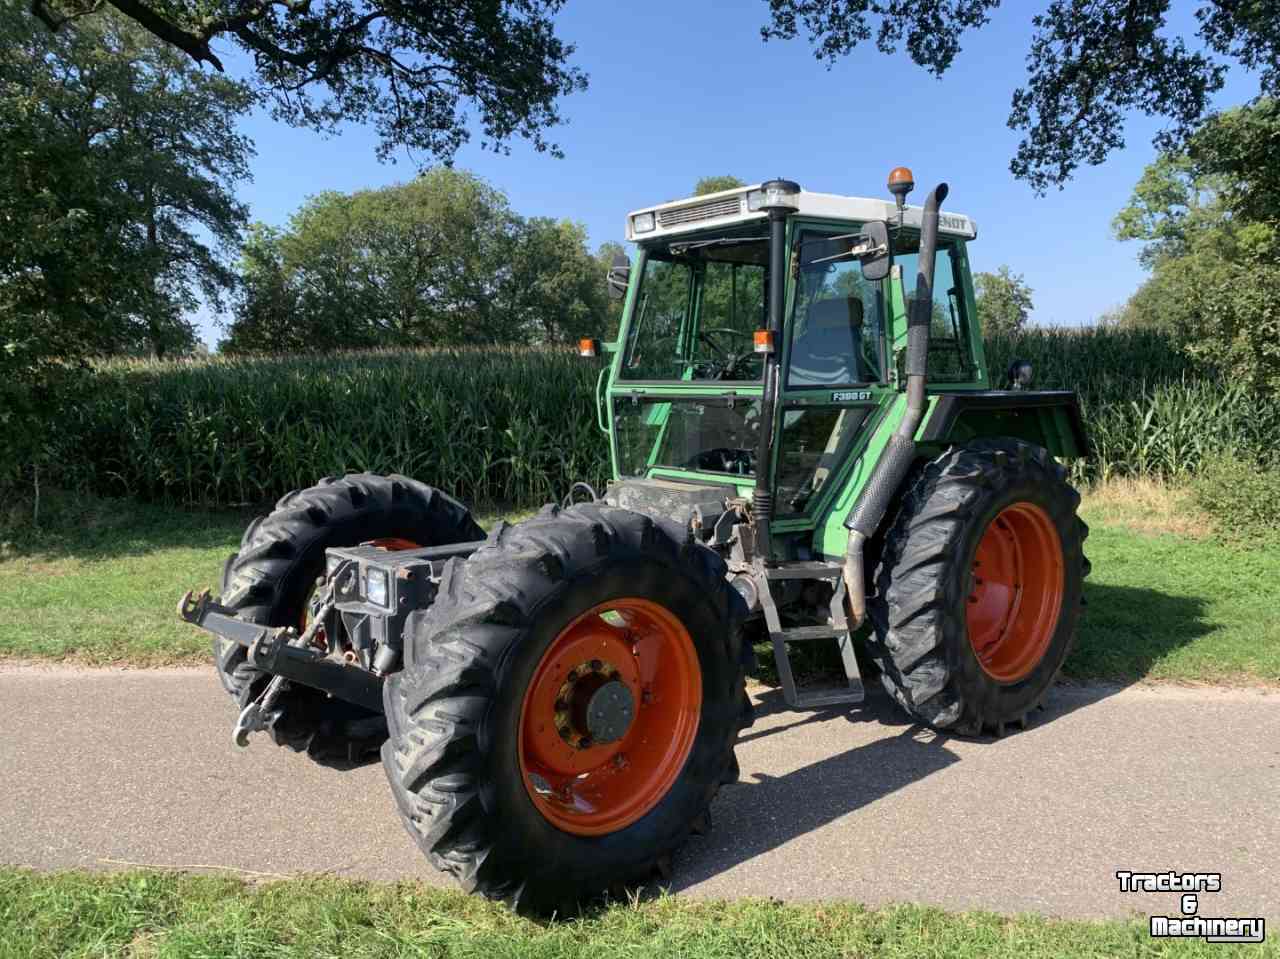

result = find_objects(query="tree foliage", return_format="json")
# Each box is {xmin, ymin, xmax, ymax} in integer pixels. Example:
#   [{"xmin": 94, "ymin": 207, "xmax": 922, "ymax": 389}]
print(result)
[
  {"xmin": 760, "ymin": 0, "xmax": 1280, "ymax": 192},
  {"xmin": 693, "ymin": 175, "xmax": 746, "ymax": 196},
  {"xmin": 223, "ymin": 168, "xmax": 612, "ymax": 352},
  {"xmin": 28, "ymin": 0, "xmax": 587, "ymax": 165},
  {"xmin": 2, "ymin": 4, "xmax": 253, "ymax": 359},
  {"xmin": 1112, "ymin": 98, "xmax": 1280, "ymax": 394},
  {"xmin": 1, "ymin": 4, "xmax": 253, "ymax": 487},
  {"xmin": 974, "ymin": 265, "xmax": 1034, "ymax": 336}
]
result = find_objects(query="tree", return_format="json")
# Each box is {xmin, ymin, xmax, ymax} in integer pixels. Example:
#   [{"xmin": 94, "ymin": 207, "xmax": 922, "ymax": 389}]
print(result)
[
  {"xmin": 28, "ymin": 0, "xmax": 587, "ymax": 165},
  {"xmin": 224, "ymin": 169, "xmax": 612, "ymax": 351},
  {"xmin": 694, "ymin": 175, "xmax": 746, "ymax": 196},
  {"xmin": 1112, "ymin": 99, "xmax": 1280, "ymax": 393},
  {"xmin": 1, "ymin": 4, "xmax": 253, "ymax": 358},
  {"xmin": 760, "ymin": 1, "xmax": 1280, "ymax": 192},
  {"xmin": 502, "ymin": 217, "xmax": 608, "ymax": 343},
  {"xmin": 974, "ymin": 266, "xmax": 1034, "ymax": 336}
]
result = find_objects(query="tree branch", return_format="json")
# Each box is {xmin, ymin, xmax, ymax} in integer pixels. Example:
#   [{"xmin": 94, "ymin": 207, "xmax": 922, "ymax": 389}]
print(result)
[{"xmin": 104, "ymin": 0, "xmax": 225, "ymax": 69}]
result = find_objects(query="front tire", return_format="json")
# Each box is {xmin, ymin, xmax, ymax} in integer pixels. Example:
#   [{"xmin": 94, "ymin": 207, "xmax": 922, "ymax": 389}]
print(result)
[
  {"xmin": 381, "ymin": 503, "xmax": 749, "ymax": 913},
  {"xmin": 216, "ymin": 473, "xmax": 484, "ymax": 765},
  {"xmin": 866, "ymin": 438, "xmax": 1089, "ymax": 735}
]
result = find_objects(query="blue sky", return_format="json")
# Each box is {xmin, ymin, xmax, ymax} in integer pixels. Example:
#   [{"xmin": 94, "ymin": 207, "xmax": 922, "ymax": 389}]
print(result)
[{"xmin": 200, "ymin": 1, "xmax": 1262, "ymax": 347}]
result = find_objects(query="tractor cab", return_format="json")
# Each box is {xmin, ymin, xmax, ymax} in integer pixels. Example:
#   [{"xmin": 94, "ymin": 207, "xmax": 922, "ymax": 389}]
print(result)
[{"xmin": 600, "ymin": 175, "xmax": 987, "ymax": 563}]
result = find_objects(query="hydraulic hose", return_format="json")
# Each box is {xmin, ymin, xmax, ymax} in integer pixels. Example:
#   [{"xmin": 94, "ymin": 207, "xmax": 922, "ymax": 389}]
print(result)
[{"xmin": 842, "ymin": 183, "xmax": 950, "ymax": 625}]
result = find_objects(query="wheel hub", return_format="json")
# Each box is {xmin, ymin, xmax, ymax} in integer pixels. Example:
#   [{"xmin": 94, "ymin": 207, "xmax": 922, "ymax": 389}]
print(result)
[
  {"xmin": 585, "ymin": 680, "xmax": 635, "ymax": 744},
  {"xmin": 553, "ymin": 660, "xmax": 635, "ymax": 748}
]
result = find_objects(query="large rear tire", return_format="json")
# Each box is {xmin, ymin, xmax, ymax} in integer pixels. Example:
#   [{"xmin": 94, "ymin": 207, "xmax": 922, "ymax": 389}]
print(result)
[
  {"xmin": 381, "ymin": 503, "xmax": 750, "ymax": 914},
  {"xmin": 866, "ymin": 438, "xmax": 1088, "ymax": 735},
  {"xmin": 216, "ymin": 473, "xmax": 484, "ymax": 766}
]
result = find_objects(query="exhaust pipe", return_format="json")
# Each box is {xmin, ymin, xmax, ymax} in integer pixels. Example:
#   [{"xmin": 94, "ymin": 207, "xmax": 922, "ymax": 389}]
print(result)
[{"xmin": 842, "ymin": 182, "xmax": 949, "ymax": 626}]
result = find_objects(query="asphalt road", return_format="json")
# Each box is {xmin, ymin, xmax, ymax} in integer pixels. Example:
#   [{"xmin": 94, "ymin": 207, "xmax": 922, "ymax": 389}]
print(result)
[{"xmin": 1, "ymin": 664, "xmax": 1276, "ymax": 921}]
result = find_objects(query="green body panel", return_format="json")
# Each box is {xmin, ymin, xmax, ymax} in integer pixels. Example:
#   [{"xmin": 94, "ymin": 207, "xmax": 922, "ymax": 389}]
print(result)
[{"xmin": 602, "ymin": 221, "xmax": 1084, "ymax": 562}]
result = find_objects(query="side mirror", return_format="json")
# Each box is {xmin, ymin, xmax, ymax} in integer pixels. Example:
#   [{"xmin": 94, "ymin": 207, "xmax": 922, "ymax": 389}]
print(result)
[
  {"xmin": 857, "ymin": 221, "xmax": 891, "ymax": 281},
  {"xmin": 606, "ymin": 254, "xmax": 630, "ymax": 300}
]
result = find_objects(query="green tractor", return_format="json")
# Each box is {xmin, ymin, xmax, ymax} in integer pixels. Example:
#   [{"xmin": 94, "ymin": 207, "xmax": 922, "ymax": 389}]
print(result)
[{"xmin": 180, "ymin": 170, "xmax": 1089, "ymax": 913}]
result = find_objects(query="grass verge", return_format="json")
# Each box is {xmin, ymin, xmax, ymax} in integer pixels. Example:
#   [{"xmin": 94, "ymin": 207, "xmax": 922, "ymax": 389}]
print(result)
[
  {"xmin": 0, "ymin": 484, "xmax": 1276, "ymax": 684},
  {"xmin": 2, "ymin": 868, "xmax": 1266, "ymax": 959}
]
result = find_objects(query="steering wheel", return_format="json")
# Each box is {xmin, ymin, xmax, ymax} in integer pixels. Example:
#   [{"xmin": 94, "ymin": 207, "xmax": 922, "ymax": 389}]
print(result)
[
  {"xmin": 683, "ymin": 447, "xmax": 756, "ymax": 475},
  {"xmin": 696, "ymin": 328, "xmax": 760, "ymax": 381},
  {"xmin": 698, "ymin": 327, "xmax": 754, "ymax": 356}
]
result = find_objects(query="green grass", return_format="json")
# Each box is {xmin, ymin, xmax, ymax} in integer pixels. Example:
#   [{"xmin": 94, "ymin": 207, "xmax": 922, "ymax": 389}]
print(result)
[
  {"xmin": 0, "ymin": 492, "xmax": 527, "ymax": 665},
  {"xmin": 2, "ymin": 869, "xmax": 1268, "ymax": 959},
  {"xmin": 0, "ymin": 487, "xmax": 1276, "ymax": 683}
]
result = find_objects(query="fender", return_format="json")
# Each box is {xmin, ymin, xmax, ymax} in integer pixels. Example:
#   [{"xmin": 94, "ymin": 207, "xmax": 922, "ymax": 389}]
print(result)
[{"xmin": 920, "ymin": 390, "xmax": 1090, "ymax": 461}]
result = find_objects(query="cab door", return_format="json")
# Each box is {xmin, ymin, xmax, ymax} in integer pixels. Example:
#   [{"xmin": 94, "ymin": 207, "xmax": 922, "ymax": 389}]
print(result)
[{"xmin": 767, "ymin": 223, "xmax": 900, "ymax": 544}]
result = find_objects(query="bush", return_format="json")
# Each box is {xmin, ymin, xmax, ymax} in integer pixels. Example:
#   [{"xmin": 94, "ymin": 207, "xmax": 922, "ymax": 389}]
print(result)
[{"xmin": 1192, "ymin": 455, "xmax": 1280, "ymax": 546}]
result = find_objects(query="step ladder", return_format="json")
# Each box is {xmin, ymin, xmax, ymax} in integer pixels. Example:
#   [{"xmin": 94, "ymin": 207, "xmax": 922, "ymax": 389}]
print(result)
[{"xmin": 754, "ymin": 560, "xmax": 865, "ymax": 709}]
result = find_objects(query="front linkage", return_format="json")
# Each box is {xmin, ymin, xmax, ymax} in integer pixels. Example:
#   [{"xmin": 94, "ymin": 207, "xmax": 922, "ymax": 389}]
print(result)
[{"xmin": 179, "ymin": 537, "xmax": 482, "ymax": 747}]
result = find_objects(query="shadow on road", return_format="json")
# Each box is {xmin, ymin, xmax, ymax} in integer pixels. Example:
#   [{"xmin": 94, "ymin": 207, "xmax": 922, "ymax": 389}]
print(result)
[
  {"xmin": 673, "ymin": 685, "xmax": 957, "ymax": 889},
  {"xmin": 678, "ymin": 582, "xmax": 1211, "ymax": 887}
]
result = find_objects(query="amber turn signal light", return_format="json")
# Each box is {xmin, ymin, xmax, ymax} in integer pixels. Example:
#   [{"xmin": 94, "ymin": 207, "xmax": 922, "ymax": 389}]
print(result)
[
  {"xmin": 578, "ymin": 338, "xmax": 600, "ymax": 358},
  {"xmin": 753, "ymin": 330, "xmax": 774, "ymax": 354}
]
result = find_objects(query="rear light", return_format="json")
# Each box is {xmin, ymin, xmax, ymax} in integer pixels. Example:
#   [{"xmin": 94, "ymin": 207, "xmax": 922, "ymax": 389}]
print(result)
[
  {"xmin": 578, "ymin": 338, "xmax": 600, "ymax": 357},
  {"xmin": 753, "ymin": 330, "xmax": 774, "ymax": 353}
]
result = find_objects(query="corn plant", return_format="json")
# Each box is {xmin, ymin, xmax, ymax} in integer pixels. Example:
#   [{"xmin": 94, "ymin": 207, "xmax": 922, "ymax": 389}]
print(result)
[{"xmin": 42, "ymin": 330, "xmax": 1280, "ymax": 509}]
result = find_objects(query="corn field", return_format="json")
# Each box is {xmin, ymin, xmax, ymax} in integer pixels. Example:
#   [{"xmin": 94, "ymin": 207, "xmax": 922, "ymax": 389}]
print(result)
[
  {"xmin": 55, "ymin": 348, "xmax": 608, "ymax": 508},
  {"xmin": 39, "ymin": 330, "xmax": 1279, "ymax": 509}
]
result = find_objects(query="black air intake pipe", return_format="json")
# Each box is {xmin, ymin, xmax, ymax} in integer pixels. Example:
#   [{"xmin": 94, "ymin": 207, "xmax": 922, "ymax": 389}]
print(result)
[{"xmin": 842, "ymin": 183, "xmax": 949, "ymax": 624}]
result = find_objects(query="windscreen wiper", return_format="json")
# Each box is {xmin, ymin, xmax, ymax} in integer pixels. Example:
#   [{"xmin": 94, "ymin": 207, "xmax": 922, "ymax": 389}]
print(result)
[{"xmin": 668, "ymin": 236, "xmax": 767, "ymax": 254}]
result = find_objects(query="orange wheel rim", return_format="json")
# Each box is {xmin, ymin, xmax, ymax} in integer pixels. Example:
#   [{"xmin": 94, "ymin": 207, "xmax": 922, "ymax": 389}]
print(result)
[
  {"xmin": 966, "ymin": 503, "xmax": 1064, "ymax": 684},
  {"xmin": 518, "ymin": 597, "xmax": 701, "ymax": 836}
]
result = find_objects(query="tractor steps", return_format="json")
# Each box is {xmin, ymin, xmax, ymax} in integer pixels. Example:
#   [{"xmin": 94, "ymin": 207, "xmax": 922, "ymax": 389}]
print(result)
[{"xmin": 754, "ymin": 560, "xmax": 864, "ymax": 710}]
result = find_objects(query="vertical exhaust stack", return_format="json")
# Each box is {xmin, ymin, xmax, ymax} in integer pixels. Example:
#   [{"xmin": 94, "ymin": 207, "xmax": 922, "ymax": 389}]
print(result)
[{"xmin": 842, "ymin": 182, "xmax": 950, "ymax": 625}]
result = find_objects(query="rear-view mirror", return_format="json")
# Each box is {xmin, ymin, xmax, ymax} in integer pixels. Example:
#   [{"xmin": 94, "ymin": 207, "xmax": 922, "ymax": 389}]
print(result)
[
  {"xmin": 606, "ymin": 254, "xmax": 630, "ymax": 300},
  {"xmin": 858, "ymin": 221, "xmax": 891, "ymax": 281}
]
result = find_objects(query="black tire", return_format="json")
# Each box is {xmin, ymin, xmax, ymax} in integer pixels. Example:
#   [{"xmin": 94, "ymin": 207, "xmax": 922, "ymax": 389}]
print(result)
[
  {"xmin": 381, "ymin": 503, "xmax": 750, "ymax": 914},
  {"xmin": 866, "ymin": 438, "xmax": 1089, "ymax": 735},
  {"xmin": 216, "ymin": 472, "xmax": 484, "ymax": 766}
]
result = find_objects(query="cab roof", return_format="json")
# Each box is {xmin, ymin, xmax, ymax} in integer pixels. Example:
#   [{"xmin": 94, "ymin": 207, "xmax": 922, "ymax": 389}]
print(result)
[{"xmin": 625, "ymin": 183, "xmax": 978, "ymax": 243}]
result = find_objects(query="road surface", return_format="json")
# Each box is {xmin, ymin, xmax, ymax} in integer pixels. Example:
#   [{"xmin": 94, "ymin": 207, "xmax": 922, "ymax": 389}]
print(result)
[{"xmin": 1, "ymin": 665, "xmax": 1275, "ymax": 920}]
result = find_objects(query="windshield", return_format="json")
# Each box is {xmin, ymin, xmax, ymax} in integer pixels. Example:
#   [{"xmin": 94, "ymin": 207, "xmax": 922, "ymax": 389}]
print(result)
[{"xmin": 621, "ymin": 232, "xmax": 767, "ymax": 382}]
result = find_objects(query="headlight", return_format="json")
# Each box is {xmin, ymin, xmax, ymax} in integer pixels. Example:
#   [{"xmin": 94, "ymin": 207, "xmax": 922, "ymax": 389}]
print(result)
[
  {"xmin": 365, "ymin": 567, "xmax": 389, "ymax": 608},
  {"xmin": 631, "ymin": 211, "xmax": 656, "ymax": 234}
]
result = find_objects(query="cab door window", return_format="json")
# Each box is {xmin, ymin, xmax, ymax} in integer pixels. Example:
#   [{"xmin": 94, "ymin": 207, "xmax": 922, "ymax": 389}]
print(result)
[{"xmin": 785, "ymin": 230, "xmax": 886, "ymax": 389}]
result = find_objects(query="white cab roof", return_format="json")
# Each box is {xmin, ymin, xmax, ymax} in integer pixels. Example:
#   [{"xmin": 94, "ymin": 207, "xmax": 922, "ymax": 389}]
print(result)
[{"xmin": 625, "ymin": 183, "xmax": 977, "ymax": 242}]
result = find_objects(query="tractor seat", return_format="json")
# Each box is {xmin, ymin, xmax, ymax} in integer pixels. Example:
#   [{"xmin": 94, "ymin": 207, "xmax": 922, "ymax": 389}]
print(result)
[{"xmin": 788, "ymin": 297, "xmax": 867, "ymax": 386}]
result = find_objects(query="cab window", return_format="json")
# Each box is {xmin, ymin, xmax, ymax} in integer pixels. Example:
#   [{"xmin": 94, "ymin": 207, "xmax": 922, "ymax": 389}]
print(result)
[
  {"xmin": 894, "ymin": 239, "xmax": 976, "ymax": 383},
  {"xmin": 621, "ymin": 235, "xmax": 767, "ymax": 382},
  {"xmin": 785, "ymin": 230, "xmax": 885, "ymax": 389}
]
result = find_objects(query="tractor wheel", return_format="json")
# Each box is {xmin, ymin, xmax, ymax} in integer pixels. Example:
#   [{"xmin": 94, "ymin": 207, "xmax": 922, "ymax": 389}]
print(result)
[
  {"xmin": 381, "ymin": 503, "xmax": 750, "ymax": 914},
  {"xmin": 866, "ymin": 438, "xmax": 1089, "ymax": 735},
  {"xmin": 216, "ymin": 473, "xmax": 484, "ymax": 766}
]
